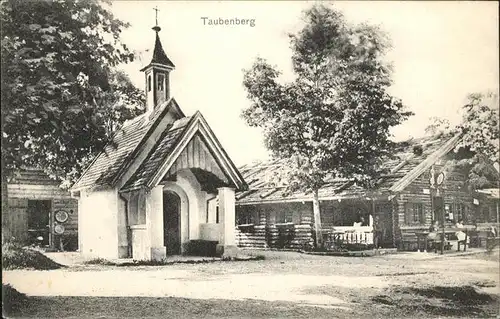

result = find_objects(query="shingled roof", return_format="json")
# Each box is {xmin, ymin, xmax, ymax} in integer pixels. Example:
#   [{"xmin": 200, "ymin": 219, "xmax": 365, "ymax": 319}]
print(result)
[
  {"xmin": 125, "ymin": 111, "xmax": 247, "ymax": 192},
  {"xmin": 71, "ymin": 100, "xmax": 182, "ymax": 191},
  {"xmin": 236, "ymin": 133, "xmax": 461, "ymax": 204},
  {"xmin": 72, "ymin": 100, "xmax": 247, "ymax": 193},
  {"xmin": 121, "ymin": 116, "xmax": 191, "ymax": 192}
]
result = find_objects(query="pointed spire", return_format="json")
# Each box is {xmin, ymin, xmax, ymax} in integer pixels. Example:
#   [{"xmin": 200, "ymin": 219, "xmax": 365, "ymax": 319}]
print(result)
[
  {"xmin": 141, "ymin": 7, "xmax": 174, "ymax": 114},
  {"xmin": 150, "ymin": 28, "xmax": 175, "ymax": 68},
  {"xmin": 140, "ymin": 9, "xmax": 175, "ymax": 71}
]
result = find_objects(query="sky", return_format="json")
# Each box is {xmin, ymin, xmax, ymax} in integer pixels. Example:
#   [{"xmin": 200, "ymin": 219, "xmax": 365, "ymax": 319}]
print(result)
[{"xmin": 111, "ymin": 1, "xmax": 499, "ymax": 166}]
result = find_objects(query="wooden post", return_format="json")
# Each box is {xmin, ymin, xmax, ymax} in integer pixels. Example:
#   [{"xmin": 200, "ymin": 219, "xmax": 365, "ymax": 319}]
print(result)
[
  {"xmin": 439, "ymin": 189, "xmax": 445, "ymax": 255},
  {"xmin": 312, "ymin": 189, "xmax": 322, "ymax": 247},
  {"xmin": 441, "ymin": 224, "xmax": 445, "ymax": 255},
  {"xmin": 1, "ymin": 156, "xmax": 9, "ymax": 244},
  {"xmin": 49, "ymin": 201, "xmax": 53, "ymax": 249},
  {"xmin": 496, "ymin": 201, "xmax": 499, "ymax": 225}
]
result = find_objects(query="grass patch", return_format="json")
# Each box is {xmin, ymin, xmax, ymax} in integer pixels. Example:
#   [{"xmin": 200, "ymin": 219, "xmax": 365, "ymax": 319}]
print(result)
[
  {"xmin": 118, "ymin": 255, "xmax": 265, "ymax": 266},
  {"xmin": 115, "ymin": 258, "xmax": 220, "ymax": 266},
  {"xmin": 222, "ymin": 255, "xmax": 266, "ymax": 262},
  {"xmin": 250, "ymin": 254, "xmax": 266, "ymax": 261},
  {"xmin": 119, "ymin": 259, "xmax": 173, "ymax": 266},
  {"xmin": 375, "ymin": 271, "xmax": 435, "ymax": 277},
  {"xmin": 2, "ymin": 284, "xmax": 27, "ymax": 315},
  {"xmin": 2, "ymin": 241, "xmax": 64, "ymax": 270},
  {"xmin": 3, "ymin": 295, "xmax": 353, "ymax": 319},
  {"xmin": 408, "ymin": 285, "xmax": 494, "ymax": 305},
  {"xmin": 82, "ymin": 258, "xmax": 117, "ymax": 266},
  {"xmin": 81, "ymin": 255, "xmax": 265, "ymax": 267},
  {"xmin": 371, "ymin": 285, "xmax": 498, "ymax": 317}
]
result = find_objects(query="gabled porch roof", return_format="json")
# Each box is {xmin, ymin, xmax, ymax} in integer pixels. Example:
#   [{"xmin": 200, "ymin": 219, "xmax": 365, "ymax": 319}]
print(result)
[
  {"xmin": 120, "ymin": 111, "xmax": 247, "ymax": 193},
  {"xmin": 71, "ymin": 98, "xmax": 247, "ymax": 194}
]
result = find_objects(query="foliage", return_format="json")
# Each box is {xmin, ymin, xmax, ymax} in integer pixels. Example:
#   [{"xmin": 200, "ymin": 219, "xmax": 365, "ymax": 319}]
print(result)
[
  {"xmin": 1, "ymin": 0, "xmax": 145, "ymax": 188},
  {"xmin": 457, "ymin": 92, "xmax": 499, "ymax": 162},
  {"xmin": 242, "ymin": 4, "xmax": 412, "ymax": 194},
  {"xmin": 456, "ymin": 92, "xmax": 499, "ymax": 190},
  {"xmin": 2, "ymin": 240, "xmax": 64, "ymax": 270},
  {"xmin": 455, "ymin": 91, "xmax": 499, "ymax": 185},
  {"xmin": 60, "ymin": 233, "xmax": 79, "ymax": 252},
  {"xmin": 428, "ymin": 91, "xmax": 499, "ymax": 190},
  {"xmin": 425, "ymin": 117, "xmax": 451, "ymax": 136}
]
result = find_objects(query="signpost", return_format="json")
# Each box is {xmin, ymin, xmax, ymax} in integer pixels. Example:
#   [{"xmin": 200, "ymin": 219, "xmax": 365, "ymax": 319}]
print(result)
[{"xmin": 429, "ymin": 165, "xmax": 446, "ymax": 254}]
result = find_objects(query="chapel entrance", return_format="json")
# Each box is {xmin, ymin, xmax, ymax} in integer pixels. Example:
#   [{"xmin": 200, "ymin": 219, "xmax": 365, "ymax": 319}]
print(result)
[{"xmin": 163, "ymin": 191, "xmax": 181, "ymax": 255}]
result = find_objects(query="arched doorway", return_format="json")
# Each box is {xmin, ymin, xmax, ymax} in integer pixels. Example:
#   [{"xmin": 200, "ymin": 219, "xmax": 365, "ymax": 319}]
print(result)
[{"xmin": 163, "ymin": 191, "xmax": 181, "ymax": 255}]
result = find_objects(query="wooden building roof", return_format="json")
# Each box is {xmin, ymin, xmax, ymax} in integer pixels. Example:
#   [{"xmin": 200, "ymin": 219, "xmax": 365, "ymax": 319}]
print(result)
[
  {"xmin": 120, "ymin": 117, "xmax": 191, "ymax": 191},
  {"xmin": 8, "ymin": 168, "xmax": 60, "ymax": 186},
  {"xmin": 236, "ymin": 133, "xmax": 462, "ymax": 205},
  {"xmin": 72, "ymin": 99, "xmax": 247, "ymax": 193},
  {"xmin": 71, "ymin": 101, "xmax": 179, "ymax": 191}
]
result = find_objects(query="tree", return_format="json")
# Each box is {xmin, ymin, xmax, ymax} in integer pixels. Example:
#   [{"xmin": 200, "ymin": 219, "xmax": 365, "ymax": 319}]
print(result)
[
  {"xmin": 428, "ymin": 91, "xmax": 499, "ymax": 190},
  {"xmin": 1, "ymin": 0, "xmax": 144, "ymax": 188},
  {"xmin": 241, "ymin": 4, "xmax": 412, "ymax": 246}
]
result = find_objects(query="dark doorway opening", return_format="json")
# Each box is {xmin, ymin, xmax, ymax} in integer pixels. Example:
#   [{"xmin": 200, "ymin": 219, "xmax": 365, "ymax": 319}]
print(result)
[
  {"xmin": 163, "ymin": 191, "xmax": 181, "ymax": 255},
  {"xmin": 27, "ymin": 200, "xmax": 51, "ymax": 246}
]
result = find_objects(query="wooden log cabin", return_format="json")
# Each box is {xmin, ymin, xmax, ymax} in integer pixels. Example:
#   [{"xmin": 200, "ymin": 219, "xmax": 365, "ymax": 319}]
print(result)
[
  {"xmin": 235, "ymin": 133, "xmax": 499, "ymax": 251},
  {"xmin": 2, "ymin": 169, "xmax": 78, "ymax": 251}
]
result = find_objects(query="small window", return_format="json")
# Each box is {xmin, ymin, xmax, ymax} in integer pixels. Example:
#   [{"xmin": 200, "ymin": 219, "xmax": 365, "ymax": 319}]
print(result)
[
  {"xmin": 157, "ymin": 74, "xmax": 165, "ymax": 91},
  {"xmin": 215, "ymin": 206, "xmax": 219, "ymax": 224},
  {"xmin": 453, "ymin": 203, "xmax": 467, "ymax": 222},
  {"xmin": 147, "ymin": 75, "xmax": 152, "ymax": 92},
  {"xmin": 404, "ymin": 202, "xmax": 424, "ymax": 225},
  {"xmin": 238, "ymin": 210, "xmax": 256, "ymax": 225},
  {"xmin": 489, "ymin": 204, "xmax": 496, "ymax": 222},
  {"xmin": 276, "ymin": 211, "xmax": 293, "ymax": 224}
]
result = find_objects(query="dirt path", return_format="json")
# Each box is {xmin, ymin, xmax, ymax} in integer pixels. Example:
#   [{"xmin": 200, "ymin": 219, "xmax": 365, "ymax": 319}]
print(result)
[
  {"xmin": 3, "ymin": 268, "xmax": 392, "ymax": 310},
  {"xmin": 3, "ymin": 249, "xmax": 500, "ymax": 317}
]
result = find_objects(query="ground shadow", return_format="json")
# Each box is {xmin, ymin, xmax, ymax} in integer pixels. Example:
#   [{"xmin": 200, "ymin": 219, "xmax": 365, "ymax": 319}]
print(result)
[
  {"xmin": 371, "ymin": 285, "xmax": 499, "ymax": 318},
  {"xmin": 3, "ymin": 288, "xmax": 353, "ymax": 319}
]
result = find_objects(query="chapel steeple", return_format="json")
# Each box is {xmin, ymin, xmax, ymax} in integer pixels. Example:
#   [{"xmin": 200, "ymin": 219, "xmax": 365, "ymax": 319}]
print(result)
[{"xmin": 141, "ymin": 8, "xmax": 175, "ymax": 114}]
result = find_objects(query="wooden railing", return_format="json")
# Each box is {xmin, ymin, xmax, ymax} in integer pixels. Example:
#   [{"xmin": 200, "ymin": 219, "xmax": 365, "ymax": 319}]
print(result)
[{"xmin": 322, "ymin": 226, "xmax": 374, "ymax": 249}]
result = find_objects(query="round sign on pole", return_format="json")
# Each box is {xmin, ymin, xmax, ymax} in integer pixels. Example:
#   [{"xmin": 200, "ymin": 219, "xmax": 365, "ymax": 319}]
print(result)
[
  {"xmin": 55, "ymin": 210, "xmax": 69, "ymax": 223},
  {"xmin": 436, "ymin": 172, "xmax": 445, "ymax": 186},
  {"xmin": 429, "ymin": 166, "xmax": 436, "ymax": 188},
  {"xmin": 54, "ymin": 224, "xmax": 65, "ymax": 235}
]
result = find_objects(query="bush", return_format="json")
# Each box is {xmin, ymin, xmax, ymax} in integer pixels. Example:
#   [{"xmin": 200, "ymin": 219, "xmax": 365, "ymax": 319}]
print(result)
[
  {"xmin": 2, "ymin": 240, "xmax": 63, "ymax": 270},
  {"xmin": 57, "ymin": 233, "xmax": 78, "ymax": 252}
]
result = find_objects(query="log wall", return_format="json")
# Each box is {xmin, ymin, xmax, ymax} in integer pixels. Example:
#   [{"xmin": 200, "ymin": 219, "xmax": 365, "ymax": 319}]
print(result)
[
  {"xmin": 395, "ymin": 165, "xmax": 475, "ymax": 246},
  {"xmin": 235, "ymin": 202, "xmax": 314, "ymax": 250},
  {"xmin": 235, "ymin": 166, "xmax": 483, "ymax": 251},
  {"xmin": 4, "ymin": 170, "xmax": 78, "ymax": 248}
]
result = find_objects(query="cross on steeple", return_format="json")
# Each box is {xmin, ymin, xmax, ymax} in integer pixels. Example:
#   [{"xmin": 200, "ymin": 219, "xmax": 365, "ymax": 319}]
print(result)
[
  {"xmin": 141, "ymin": 5, "xmax": 175, "ymax": 114},
  {"xmin": 153, "ymin": 6, "xmax": 160, "ymax": 26}
]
